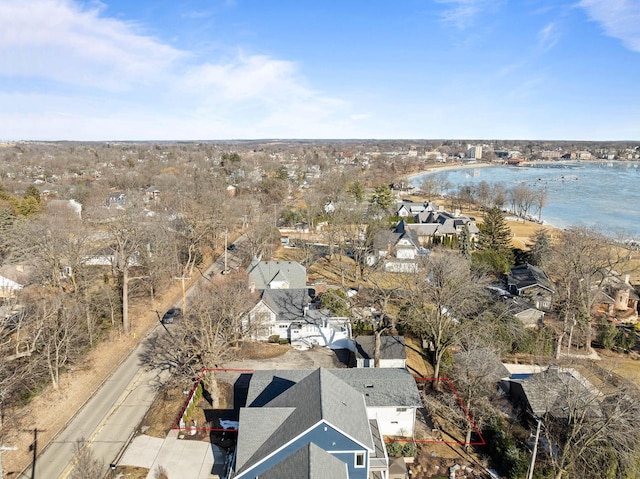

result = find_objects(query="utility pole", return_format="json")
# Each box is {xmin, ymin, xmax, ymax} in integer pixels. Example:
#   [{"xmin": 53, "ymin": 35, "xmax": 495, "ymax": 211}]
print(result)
[
  {"xmin": 224, "ymin": 229, "xmax": 228, "ymax": 272},
  {"xmin": 526, "ymin": 418, "xmax": 542, "ymax": 479},
  {"xmin": 23, "ymin": 428, "xmax": 45, "ymax": 479},
  {"xmin": 174, "ymin": 276, "xmax": 190, "ymax": 316}
]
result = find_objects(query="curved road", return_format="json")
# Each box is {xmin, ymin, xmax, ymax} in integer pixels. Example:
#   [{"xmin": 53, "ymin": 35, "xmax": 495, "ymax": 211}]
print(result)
[{"xmin": 17, "ymin": 235, "xmax": 246, "ymax": 479}]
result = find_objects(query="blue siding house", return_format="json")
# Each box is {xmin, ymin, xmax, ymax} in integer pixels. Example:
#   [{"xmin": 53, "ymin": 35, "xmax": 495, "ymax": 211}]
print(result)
[{"xmin": 231, "ymin": 368, "xmax": 416, "ymax": 479}]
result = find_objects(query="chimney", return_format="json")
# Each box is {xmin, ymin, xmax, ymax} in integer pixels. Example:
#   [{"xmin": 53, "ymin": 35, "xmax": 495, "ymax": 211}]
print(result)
[{"xmin": 625, "ymin": 274, "xmax": 630, "ymax": 285}]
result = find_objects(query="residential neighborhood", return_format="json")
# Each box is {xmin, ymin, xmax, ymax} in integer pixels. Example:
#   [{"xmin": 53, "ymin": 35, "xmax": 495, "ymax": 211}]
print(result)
[{"xmin": 0, "ymin": 140, "xmax": 639, "ymax": 479}]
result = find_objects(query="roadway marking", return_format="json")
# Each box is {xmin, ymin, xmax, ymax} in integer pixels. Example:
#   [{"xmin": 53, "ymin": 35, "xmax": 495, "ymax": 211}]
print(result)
[{"xmin": 58, "ymin": 366, "xmax": 148, "ymax": 479}]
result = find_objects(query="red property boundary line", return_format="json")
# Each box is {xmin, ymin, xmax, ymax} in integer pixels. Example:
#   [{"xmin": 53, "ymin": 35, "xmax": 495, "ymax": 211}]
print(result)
[
  {"xmin": 171, "ymin": 368, "xmax": 252, "ymax": 432},
  {"xmin": 172, "ymin": 369, "xmax": 486, "ymax": 447},
  {"xmin": 388, "ymin": 377, "xmax": 486, "ymax": 446}
]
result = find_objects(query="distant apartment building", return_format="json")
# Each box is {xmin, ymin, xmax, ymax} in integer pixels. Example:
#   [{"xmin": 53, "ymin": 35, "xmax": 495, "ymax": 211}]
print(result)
[{"xmin": 466, "ymin": 145, "xmax": 483, "ymax": 160}]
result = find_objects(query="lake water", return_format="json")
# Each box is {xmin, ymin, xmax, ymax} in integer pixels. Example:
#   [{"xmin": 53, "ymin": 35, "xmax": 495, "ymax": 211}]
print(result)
[{"xmin": 409, "ymin": 162, "xmax": 640, "ymax": 241}]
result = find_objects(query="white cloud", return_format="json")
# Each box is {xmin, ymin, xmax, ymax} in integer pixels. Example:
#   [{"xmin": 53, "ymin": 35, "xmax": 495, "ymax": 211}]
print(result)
[
  {"xmin": 579, "ymin": 0, "xmax": 640, "ymax": 52},
  {"xmin": 436, "ymin": 0, "xmax": 500, "ymax": 30},
  {"xmin": 0, "ymin": 0, "xmax": 184, "ymax": 90},
  {"xmin": 0, "ymin": 0, "xmax": 361, "ymax": 140},
  {"xmin": 538, "ymin": 22, "xmax": 559, "ymax": 50}
]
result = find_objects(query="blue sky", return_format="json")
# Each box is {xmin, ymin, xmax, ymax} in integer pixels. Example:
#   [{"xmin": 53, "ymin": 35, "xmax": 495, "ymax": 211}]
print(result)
[{"xmin": 1, "ymin": 0, "xmax": 639, "ymax": 140}]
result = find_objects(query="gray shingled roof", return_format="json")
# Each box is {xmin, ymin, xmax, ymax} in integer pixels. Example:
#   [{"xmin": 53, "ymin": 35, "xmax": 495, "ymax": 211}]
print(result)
[
  {"xmin": 236, "ymin": 369, "xmax": 374, "ymax": 476},
  {"xmin": 517, "ymin": 367, "xmax": 601, "ymax": 419},
  {"xmin": 260, "ymin": 288, "xmax": 309, "ymax": 322},
  {"xmin": 330, "ymin": 368, "xmax": 423, "ymax": 408},
  {"xmin": 235, "ymin": 408, "xmax": 295, "ymax": 471},
  {"xmin": 246, "ymin": 368, "xmax": 422, "ymax": 410},
  {"xmin": 354, "ymin": 335, "xmax": 407, "ymax": 361},
  {"xmin": 259, "ymin": 442, "xmax": 348, "ymax": 479},
  {"xmin": 247, "ymin": 260, "xmax": 307, "ymax": 290},
  {"xmin": 507, "ymin": 264, "xmax": 555, "ymax": 293}
]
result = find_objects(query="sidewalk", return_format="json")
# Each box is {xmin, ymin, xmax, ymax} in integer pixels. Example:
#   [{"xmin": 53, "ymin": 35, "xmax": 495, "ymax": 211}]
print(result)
[{"xmin": 119, "ymin": 430, "xmax": 226, "ymax": 479}]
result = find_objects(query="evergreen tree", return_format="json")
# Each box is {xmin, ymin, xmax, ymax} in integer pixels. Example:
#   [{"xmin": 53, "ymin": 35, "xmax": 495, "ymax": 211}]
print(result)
[
  {"xmin": 347, "ymin": 181, "xmax": 365, "ymax": 203},
  {"xmin": 369, "ymin": 184, "xmax": 394, "ymax": 213},
  {"xmin": 459, "ymin": 224, "xmax": 472, "ymax": 259},
  {"xmin": 477, "ymin": 207, "xmax": 512, "ymax": 252},
  {"xmin": 474, "ymin": 207, "xmax": 514, "ymax": 275},
  {"xmin": 528, "ymin": 228, "xmax": 551, "ymax": 267}
]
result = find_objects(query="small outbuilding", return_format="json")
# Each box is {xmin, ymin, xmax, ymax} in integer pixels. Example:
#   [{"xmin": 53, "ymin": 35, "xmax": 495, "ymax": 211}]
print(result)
[{"xmin": 351, "ymin": 335, "xmax": 407, "ymax": 369}]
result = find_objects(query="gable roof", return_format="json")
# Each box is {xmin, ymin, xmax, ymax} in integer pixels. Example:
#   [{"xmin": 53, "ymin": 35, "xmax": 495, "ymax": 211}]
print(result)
[
  {"xmin": 236, "ymin": 369, "xmax": 373, "ymax": 476},
  {"xmin": 259, "ymin": 442, "xmax": 348, "ymax": 479},
  {"xmin": 246, "ymin": 368, "xmax": 422, "ymax": 410},
  {"xmin": 507, "ymin": 264, "xmax": 555, "ymax": 293},
  {"xmin": 354, "ymin": 335, "xmax": 406, "ymax": 362},
  {"xmin": 373, "ymin": 226, "xmax": 420, "ymax": 252},
  {"xmin": 515, "ymin": 366, "xmax": 601, "ymax": 419},
  {"xmin": 247, "ymin": 260, "xmax": 307, "ymax": 290},
  {"xmin": 260, "ymin": 289, "xmax": 309, "ymax": 322}
]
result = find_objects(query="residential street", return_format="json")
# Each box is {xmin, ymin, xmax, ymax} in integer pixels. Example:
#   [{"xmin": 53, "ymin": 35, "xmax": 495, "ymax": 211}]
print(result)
[{"xmin": 16, "ymin": 236, "xmax": 246, "ymax": 479}]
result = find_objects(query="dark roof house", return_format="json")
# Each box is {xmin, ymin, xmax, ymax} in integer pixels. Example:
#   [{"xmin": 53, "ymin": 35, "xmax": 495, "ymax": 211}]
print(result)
[
  {"xmin": 352, "ymin": 335, "xmax": 407, "ymax": 368},
  {"xmin": 507, "ymin": 264, "xmax": 555, "ymax": 311}
]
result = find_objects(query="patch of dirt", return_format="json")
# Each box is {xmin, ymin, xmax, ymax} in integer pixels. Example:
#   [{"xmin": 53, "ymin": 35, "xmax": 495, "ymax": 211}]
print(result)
[
  {"xmin": 112, "ymin": 465, "xmax": 150, "ymax": 479},
  {"xmin": 411, "ymin": 444, "xmax": 491, "ymax": 479},
  {"xmin": 138, "ymin": 388, "xmax": 188, "ymax": 438},
  {"xmin": 236, "ymin": 341, "xmax": 290, "ymax": 360},
  {"xmin": 405, "ymin": 335, "xmax": 434, "ymax": 378}
]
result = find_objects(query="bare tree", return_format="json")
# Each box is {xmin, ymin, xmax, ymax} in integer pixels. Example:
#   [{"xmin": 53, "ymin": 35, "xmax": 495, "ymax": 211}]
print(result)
[
  {"xmin": 548, "ymin": 227, "xmax": 628, "ymax": 354},
  {"xmin": 101, "ymin": 207, "xmax": 151, "ymax": 336},
  {"xmin": 69, "ymin": 440, "xmax": 104, "ymax": 479},
  {"xmin": 399, "ymin": 251, "xmax": 487, "ymax": 384},
  {"xmin": 528, "ymin": 367, "xmax": 640, "ymax": 479},
  {"xmin": 140, "ymin": 274, "xmax": 256, "ymax": 396}
]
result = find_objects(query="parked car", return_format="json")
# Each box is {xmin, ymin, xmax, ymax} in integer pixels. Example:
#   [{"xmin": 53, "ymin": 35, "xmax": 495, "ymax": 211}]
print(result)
[{"xmin": 161, "ymin": 307, "xmax": 182, "ymax": 324}]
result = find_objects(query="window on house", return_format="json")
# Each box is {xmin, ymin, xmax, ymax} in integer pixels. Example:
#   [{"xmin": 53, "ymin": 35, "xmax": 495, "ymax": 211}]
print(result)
[
  {"xmin": 396, "ymin": 407, "xmax": 407, "ymax": 413},
  {"xmin": 355, "ymin": 452, "xmax": 365, "ymax": 468}
]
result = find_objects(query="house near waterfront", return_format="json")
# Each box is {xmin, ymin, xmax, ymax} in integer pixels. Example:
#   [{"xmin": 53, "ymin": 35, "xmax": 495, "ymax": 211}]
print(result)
[
  {"xmin": 393, "ymin": 208, "xmax": 479, "ymax": 247},
  {"xmin": 506, "ymin": 264, "xmax": 555, "ymax": 312},
  {"xmin": 230, "ymin": 367, "xmax": 422, "ymax": 479},
  {"xmin": 395, "ymin": 201, "xmax": 435, "ymax": 218},
  {"xmin": 595, "ymin": 273, "xmax": 639, "ymax": 323}
]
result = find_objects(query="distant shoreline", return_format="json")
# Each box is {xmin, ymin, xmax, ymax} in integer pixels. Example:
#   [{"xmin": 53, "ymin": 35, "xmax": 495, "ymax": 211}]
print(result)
[
  {"xmin": 405, "ymin": 158, "xmax": 639, "ymax": 184},
  {"xmin": 403, "ymin": 161, "xmax": 561, "ymax": 235}
]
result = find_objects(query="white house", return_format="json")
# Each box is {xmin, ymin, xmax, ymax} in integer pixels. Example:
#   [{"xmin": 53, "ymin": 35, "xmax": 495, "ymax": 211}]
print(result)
[{"xmin": 244, "ymin": 289, "xmax": 351, "ymax": 349}]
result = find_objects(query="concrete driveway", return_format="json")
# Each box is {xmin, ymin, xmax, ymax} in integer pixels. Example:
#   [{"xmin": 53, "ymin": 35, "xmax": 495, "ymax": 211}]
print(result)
[
  {"xmin": 119, "ymin": 430, "xmax": 226, "ymax": 479},
  {"xmin": 223, "ymin": 345, "xmax": 349, "ymax": 371}
]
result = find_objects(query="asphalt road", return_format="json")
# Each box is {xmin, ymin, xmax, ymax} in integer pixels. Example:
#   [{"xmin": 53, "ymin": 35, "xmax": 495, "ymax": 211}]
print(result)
[{"xmin": 16, "ymin": 235, "xmax": 247, "ymax": 479}]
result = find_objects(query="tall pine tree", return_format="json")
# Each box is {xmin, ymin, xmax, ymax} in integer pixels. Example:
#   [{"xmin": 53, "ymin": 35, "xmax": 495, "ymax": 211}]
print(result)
[{"xmin": 473, "ymin": 207, "xmax": 514, "ymax": 275}]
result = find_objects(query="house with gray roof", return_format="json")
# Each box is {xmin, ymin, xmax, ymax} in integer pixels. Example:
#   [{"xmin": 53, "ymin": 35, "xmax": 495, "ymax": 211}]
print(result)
[
  {"xmin": 232, "ymin": 368, "xmax": 422, "ymax": 479},
  {"xmin": 352, "ymin": 335, "xmax": 407, "ymax": 369},
  {"xmin": 508, "ymin": 366, "xmax": 602, "ymax": 420},
  {"xmin": 506, "ymin": 264, "xmax": 555, "ymax": 312},
  {"xmin": 247, "ymin": 259, "xmax": 307, "ymax": 290},
  {"xmin": 244, "ymin": 289, "xmax": 351, "ymax": 348},
  {"xmin": 405, "ymin": 208, "xmax": 479, "ymax": 246},
  {"xmin": 368, "ymin": 225, "xmax": 421, "ymax": 273}
]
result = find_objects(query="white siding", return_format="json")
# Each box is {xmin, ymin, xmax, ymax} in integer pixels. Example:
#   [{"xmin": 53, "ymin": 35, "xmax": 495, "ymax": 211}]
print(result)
[{"xmin": 367, "ymin": 407, "xmax": 416, "ymax": 437}]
